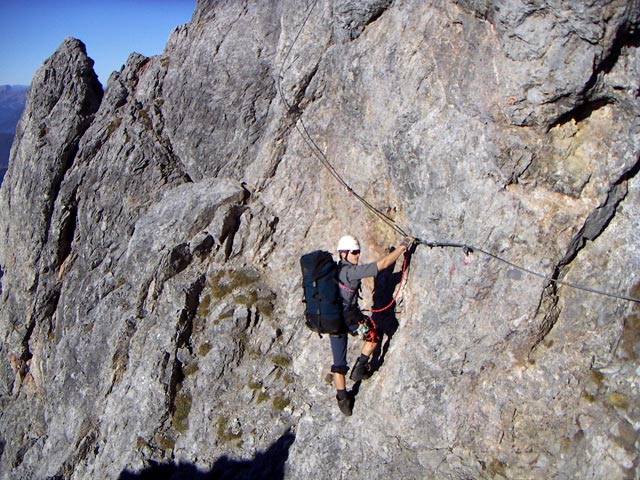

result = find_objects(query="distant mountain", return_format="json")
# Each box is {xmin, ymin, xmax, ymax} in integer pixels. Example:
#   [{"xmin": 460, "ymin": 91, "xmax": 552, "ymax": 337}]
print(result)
[
  {"xmin": 0, "ymin": 85, "xmax": 28, "ymax": 134},
  {"xmin": 0, "ymin": 85, "xmax": 28, "ymax": 184},
  {"xmin": 0, "ymin": 133, "xmax": 12, "ymax": 181},
  {"xmin": 0, "ymin": 133, "xmax": 11, "ymax": 159}
]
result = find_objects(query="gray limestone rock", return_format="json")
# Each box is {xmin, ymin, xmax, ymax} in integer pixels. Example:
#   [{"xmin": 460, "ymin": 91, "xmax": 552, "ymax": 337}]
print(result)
[{"xmin": 0, "ymin": 1, "xmax": 639, "ymax": 479}]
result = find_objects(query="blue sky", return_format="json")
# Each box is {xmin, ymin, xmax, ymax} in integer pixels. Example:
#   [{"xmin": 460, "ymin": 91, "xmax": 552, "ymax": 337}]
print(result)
[{"xmin": 0, "ymin": 0, "xmax": 195, "ymax": 86}]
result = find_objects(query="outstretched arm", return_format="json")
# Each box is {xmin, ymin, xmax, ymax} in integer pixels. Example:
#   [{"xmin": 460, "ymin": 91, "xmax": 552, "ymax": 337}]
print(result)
[{"xmin": 376, "ymin": 240, "xmax": 409, "ymax": 271}]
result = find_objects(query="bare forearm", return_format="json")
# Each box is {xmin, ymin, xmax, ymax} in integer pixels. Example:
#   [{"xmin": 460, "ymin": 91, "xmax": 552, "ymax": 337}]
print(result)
[{"xmin": 377, "ymin": 245, "xmax": 406, "ymax": 271}]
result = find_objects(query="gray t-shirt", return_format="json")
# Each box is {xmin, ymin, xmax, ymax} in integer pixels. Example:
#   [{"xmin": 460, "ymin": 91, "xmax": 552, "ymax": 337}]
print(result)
[{"xmin": 338, "ymin": 260, "xmax": 378, "ymax": 310}]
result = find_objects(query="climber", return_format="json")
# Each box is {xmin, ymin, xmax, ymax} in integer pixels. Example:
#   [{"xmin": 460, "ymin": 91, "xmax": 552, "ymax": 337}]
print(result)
[{"xmin": 331, "ymin": 234, "xmax": 410, "ymax": 416}]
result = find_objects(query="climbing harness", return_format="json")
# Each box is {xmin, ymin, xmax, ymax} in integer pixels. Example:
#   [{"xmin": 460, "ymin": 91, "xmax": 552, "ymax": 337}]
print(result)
[
  {"xmin": 355, "ymin": 316, "xmax": 380, "ymax": 343},
  {"xmin": 279, "ymin": 1, "xmax": 640, "ymax": 305}
]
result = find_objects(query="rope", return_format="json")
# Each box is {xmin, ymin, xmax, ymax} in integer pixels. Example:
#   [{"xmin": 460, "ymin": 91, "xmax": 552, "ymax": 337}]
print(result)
[
  {"xmin": 417, "ymin": 239, "xmax": 640, "ymax": 304},
  {"xmin": 276, "ymin": 0, "xmax": 408, "ymax": 239},
  {"xmin": 277, "ymin": 2, "xmax": 640, "ymax": 305}
]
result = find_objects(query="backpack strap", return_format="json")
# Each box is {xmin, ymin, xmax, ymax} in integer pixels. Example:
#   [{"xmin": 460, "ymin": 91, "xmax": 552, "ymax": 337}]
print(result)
[
  {"xmin": 338, "ymin": 267, "xmax": 364, "ymax": 329},
  {"xmin": 337, "ymin": 262, "xmax": 361, "ymax": 311}
]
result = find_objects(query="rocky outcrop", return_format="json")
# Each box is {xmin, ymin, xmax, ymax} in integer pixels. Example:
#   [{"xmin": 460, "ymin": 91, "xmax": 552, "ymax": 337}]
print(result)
[{"xmin": 0, "ymin": 1, "xmax": 638, "ymax": 479}]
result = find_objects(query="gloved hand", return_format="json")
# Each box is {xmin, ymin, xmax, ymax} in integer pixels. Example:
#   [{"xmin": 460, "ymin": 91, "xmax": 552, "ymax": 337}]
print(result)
[{"xmin": 399, "ymin": 237, "xmax": 413, "ymax": 250}]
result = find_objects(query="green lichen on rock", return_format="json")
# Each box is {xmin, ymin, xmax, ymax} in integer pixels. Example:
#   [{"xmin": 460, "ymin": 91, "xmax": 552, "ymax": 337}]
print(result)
[
  {"xmin": 198, "ymin": 342, "xmax": 212, "ymax": 357},
  {"xmin": 172, "ymin": 393, "xmax": 192, "ymax": 433},
  {"xmin": 233, "ymin": 291, "xmax": 258, "ymax": 307},
  {"xmin": 228, "ymin": 269, "xmax": 259, "ymax": 289},
  {"xmin": 271, "ymin": 353, "xmax": 291, "ymax": 368},
  {"xmin": 256, "ymin": 390, "xmax": 270, "ymax": 403},
  {"xmin": 183, "ymin": 362, "xmax": 199, "ymax": 376},
  {"xmin": 155, "ymin": 433, "xmax": 175, "ymax": 452},
  {"xmin": 608, "ymin": 392, "xmax": 629, "ymax": 409},
  {"xmin": 247, "ymin": 378, "xmax": 263, "ymax": 390},
  {"xmin": 581, "ymin": 391, "xmax": 596, "ymax": 403},
  {"xmin": 136, "ymin": 436, "xmax": 148, "ymax": 450},
  {"xmin": 216, "ymin": 415, "xmax": 242, "ymax": 443},
  {"xmin": 486, "ymin": 458, "xmax": 507, "ymax": 477},
  {"xmin": 255, "ymin": 298, "xmax": 275, "ymax": 317},
  {"xmin": 590, "ymin": 369, "xmax": 605, "ymax": 385},
  {"xmin": 272, "ymin": 394, "xmax": 290, "ymax": 412},
  {"xmin": 197, "ymin": 292, "xmax": 212, "ymax": 317},
  {"xmin": 207, "ymin": 271, "xmax": 232, "ymax": 299},
  {"xmin": 198, "ymin": 268, "xmax": 276, "ymax": 318}
]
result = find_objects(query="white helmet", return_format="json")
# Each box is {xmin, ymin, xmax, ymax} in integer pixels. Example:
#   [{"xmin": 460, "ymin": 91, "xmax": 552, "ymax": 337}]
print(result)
[{"xmin": 337, "ymin": 235, "xmax": 360, "ymax": 252}]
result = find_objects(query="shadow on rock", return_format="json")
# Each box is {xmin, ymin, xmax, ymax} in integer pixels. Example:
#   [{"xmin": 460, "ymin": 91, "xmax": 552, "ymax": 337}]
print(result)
[
  {"xmin": 370, "ymin": 247, "xmax": 414, "ymax": 372},
  {"xmin": 118, "ymin": 428, "xmax": 295, "ymax": 480}
]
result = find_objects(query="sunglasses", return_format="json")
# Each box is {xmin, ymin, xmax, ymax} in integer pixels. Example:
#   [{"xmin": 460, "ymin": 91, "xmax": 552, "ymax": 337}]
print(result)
[{"xmin": 350, "ymin": 250, "xmax": 361, "ymax": 255}]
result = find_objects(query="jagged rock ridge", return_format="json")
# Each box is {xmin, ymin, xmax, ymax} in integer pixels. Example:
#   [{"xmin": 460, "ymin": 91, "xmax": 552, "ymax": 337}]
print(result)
[{"xmin": 0, "ymin": 1, "xmax": 638, "ymax": 479}]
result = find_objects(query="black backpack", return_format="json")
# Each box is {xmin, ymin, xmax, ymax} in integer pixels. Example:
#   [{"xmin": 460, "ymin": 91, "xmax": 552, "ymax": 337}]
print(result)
[{"xmin": 300, "ymin": 250, "xmax": 347, "ymax": 334}]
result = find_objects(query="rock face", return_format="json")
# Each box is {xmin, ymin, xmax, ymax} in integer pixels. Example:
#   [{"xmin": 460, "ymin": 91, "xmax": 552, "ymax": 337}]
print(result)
[{"xmin": 1, "ymin": 1, "xmax": 639, "ymax": 479}]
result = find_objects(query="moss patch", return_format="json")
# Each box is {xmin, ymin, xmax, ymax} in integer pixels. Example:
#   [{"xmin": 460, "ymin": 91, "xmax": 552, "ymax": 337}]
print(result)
[
  {"xmin": 136, "ymin": 436, "xmax": 148, "ymax": 450},
  {"xmin": 172, "ymin": 393, "xmax": 192, "ymax": 433},
  {"xmin": 271, "ymin": 354, "xmax": 291, "ymax": 368},
  {"xmin": 608, "ymin": 392, "xmax": 629, "ymax": 409},
  {"xmin": 155, "ymin": 434, "xmax": 175, "ymax": 451},
  {"xmin": 233, "ymin": 291, "xmax": 258, "ymax": 307},
  {"xmin": 183, "ymin": 362, "xmax": 199, "ymax": 376},
  {"xmin": 207, "ymin": 271, "xmax": 231, "ymax": 299},
  {"xmin": 228, "ymin": 269, "xmax": 259, "ymax": 289},
  {"xmin": 216, "ymin": 415, "xmax": 242, "ymax": 443},
  {"xmin": 581, "ymin": 391, "xmax": 596, "ymax": 403},
  {"xmin": 197, "ymin": 293, "xmax": 212, "ymax": 318},
  {"xmin": 272, "ymin": 394, "xmax": 290, "ymax": 412},
  {"xmin": 198, "ymin": 342, "xmax": 212, "ymax": 357},
  {"xmin": 200, "ymin": 269, "xmax": 276, "ymax": 318},
  {"xmin": 256, "ymin": 296, "xmax": 275, "ymax": 318},
  {"xmin": 247, "ymin": 378, "xmax": 263, "ymax": 390},
  {"xmin": 486, "ymin": 458, "xmax": 507, "ymax": 477},
  {"xmin": 590, "ymin": 369, "xmax": 604, "ymax": 385}
]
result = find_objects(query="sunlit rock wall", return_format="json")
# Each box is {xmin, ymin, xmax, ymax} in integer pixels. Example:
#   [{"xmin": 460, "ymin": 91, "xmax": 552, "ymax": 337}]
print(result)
[{"xmin": 0, "ymin": 1, "xmax": 638, "ymax": 479}]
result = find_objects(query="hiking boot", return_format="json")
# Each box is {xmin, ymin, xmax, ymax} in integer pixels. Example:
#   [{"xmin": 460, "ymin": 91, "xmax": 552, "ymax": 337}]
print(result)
[
  {"xmin": 337, "ymin": 393, "xmax": 354, "ymax": 416},
  {"xmin": 350, "ymin": 357, "xmax": 372, "ymax": 382}
]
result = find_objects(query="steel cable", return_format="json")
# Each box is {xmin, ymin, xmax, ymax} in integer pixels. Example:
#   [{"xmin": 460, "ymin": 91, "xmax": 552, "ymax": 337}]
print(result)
[{"xmin": 277, "ymin": 1, "xmax": 640, "ymax": 304}]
